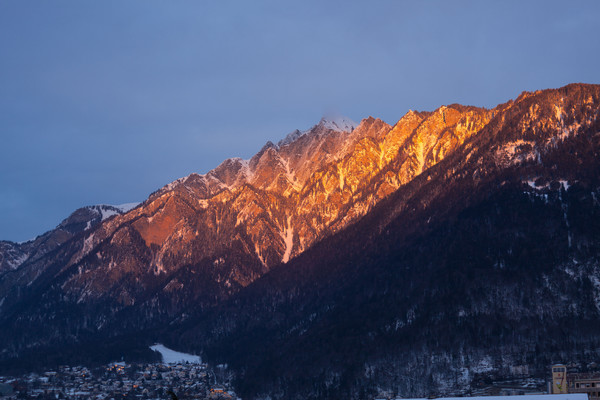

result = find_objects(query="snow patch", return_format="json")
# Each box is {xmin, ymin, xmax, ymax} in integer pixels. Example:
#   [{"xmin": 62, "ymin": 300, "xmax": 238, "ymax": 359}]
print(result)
[
  {"xmin": 255, "ymin": 242, "xmax": 266, "ymax": 266},
  {"xmin": 279, "ymin": 129, "xmax": 306, "ymax": 147},
  {"xmin": 87, "ymin": 203, "xmax": 139, "ymax": 223},
  {"xmin": 281, "ymin": 216, "xmax": 294, "ymax": 263},
  {"xmin": 319, "ymin": 115, "xmax": 357, "ymax": 132},
  {"xmin": 240, "ymin": 158, "xmax": 253, "ymax": 181},
  {"xmin": 162, "ymin": 174, "xmax": 200, "ymax": 192},
  {"xmin": 559, "ymin": 180, "xmax": 570, "ymax": 190},
  {"xmin": 524, "ymin": 178, "xmax": 571, "ymax": 192},
  {"xmin": 81, "ymin": 233, "xmax": 95, "ymax": 257},
  {"xmin": 150, "ymin": 344, "xmax": 201, "ymax": 364},
  {"xmin": 276, "ymin": 157, "xmax": 300, "ymax": 193},
  {"xmin": 496, "ymin": 140, "xmax": 537, "ymax": 167},
  {"xmin": 525, "ymin": 180, "xmax": 538, "ymax": 189},
  {"xmin": 230, "ymin": 157, "xmax": 253, "ymax": 184},
  {"xmin": 99, "ymin": 207, "xmax": 119, "ymax": 221},
  {"xmin": 338, "ymin": 165, "xmax": 345, "ymax": 191},
  {"xmin": 524, "ymin": 178, "xmax": 549, "ymax": 190},
  {"xmin": 7, "ymin": 252, "xmax": 29, "ymax": 269},
  {"xmin": 278, "ymin": 115, "xmax": 357, "ymax": 147},
  {"xmin": 114, "ymin": 202, "xmax": 139, "ymax": 212}
]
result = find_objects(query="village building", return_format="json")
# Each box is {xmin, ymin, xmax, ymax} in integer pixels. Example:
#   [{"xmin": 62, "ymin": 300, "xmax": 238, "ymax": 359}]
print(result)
[{"xmin": 552, "ymin": 364, "xmax": 600, "ymax": 400}]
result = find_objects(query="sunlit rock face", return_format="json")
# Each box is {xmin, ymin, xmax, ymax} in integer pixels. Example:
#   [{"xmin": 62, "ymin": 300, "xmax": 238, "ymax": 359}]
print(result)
[
  {"xmin": 1, "ymin": 83, "xmax": 599, "ymax": 352},
  {"xmin": 53, "ymin": 105, "xmax": 495, "ymax": 301}
]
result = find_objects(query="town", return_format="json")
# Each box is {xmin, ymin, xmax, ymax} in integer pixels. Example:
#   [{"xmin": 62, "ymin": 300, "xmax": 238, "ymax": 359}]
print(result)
[
  {"xmin": 3, "ymin": 362, "xmax": 600, "ymax": 400},
  {"xmin": 0, "ymin": 361, "xmax": 239, "ymax": 399}
]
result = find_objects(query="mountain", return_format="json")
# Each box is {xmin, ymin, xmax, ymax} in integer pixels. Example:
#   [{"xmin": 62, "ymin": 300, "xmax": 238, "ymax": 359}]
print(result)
[
  {"xmin": 0, "ymin": 108, "xmax": 490, "ymax": 346},
  {"xmin": 0, "ymin": 203, "xmax": 138, "ymax": 274},
  {"xmin": 173, "ymin": 83, "xmax": 600, "ymax": 399},
  {"xmin": 1, "ymin": 83, "xmax": 599, "ymax": 399}
]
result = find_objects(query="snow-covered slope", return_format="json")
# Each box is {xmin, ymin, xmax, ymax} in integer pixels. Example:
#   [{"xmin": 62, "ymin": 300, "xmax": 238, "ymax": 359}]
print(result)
[
  {"xmin": 318, "ymin": 115, "xmax": 358, "ymax": 132},
  {"xmin": 0, "ymin": 203, "xmax": 138, "ymax": 273},
  {"xmin": 150, "ymin": 343, "xmax": 201, "ymax": 364}
]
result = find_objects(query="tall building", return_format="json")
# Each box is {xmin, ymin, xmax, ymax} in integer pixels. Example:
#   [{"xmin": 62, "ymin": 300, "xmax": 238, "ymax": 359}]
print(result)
[{"xmin": 553, "ymin": 364, "xmax": 568, "ymax": 394}]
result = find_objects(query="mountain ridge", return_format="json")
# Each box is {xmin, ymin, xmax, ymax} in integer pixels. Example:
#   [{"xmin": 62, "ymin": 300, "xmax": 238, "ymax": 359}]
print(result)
[
  {"xmin": 0, "ymin": 203, "xmax": 138, "ymax": 274},
  {"xmin": 172, "ymin": 82, "xmax": 600, "ymax": 399},
  {"xmin": 0, "ymin": 83, "xmax": 599, "ymax": 399}
]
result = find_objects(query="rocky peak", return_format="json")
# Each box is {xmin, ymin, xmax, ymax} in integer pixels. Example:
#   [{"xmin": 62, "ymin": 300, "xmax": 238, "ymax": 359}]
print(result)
[
  {"xmin": 208, "ymin": 157, "xmax": 250, "ymax": 188},
  {"xmin": 316, "ymin": 115, "xmax": 358, "ymax": 132},
  {"xmin": 351, "ymin": 116, "xmax": 391, "ymax": 141},
  {"xmin": 278, "ymin": 129, "xmax": 303, "ymax": 147},
  {"xmin": 277, "ymin": 116, "xmax": 357, "ymax": 148}
]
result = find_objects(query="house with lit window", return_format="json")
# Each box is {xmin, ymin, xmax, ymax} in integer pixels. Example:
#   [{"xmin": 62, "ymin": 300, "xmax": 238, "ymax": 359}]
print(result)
[
  {"xmin": 568, "ymin": 372, "xmax": 600, "ymax": 400},
  {"xmin": 552, "ymin": 364, "xmax": 600, "ymax": 400}
]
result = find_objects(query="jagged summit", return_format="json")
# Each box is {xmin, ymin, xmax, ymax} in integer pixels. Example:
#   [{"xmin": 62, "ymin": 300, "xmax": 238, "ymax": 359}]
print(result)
[
  {"xmin": 158, "ymin": 115, "xmax": 362, "ymax": 197},
  {"xmin": 316, "ymin": 114, "xmax": 358, "ymax": 132},
  {"xmin": 278, "ymin": 129, "xmax": 303, "ymax": 147},
  {"xmin": 278, "ymin": 115, "xmax": 358, "ymax": 147}
]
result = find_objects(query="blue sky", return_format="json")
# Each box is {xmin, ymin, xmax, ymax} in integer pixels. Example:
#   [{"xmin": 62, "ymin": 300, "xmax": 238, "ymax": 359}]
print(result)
[{"xmin": 1, "ymin": 0, "xmax": 599, "ymax": 241}]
